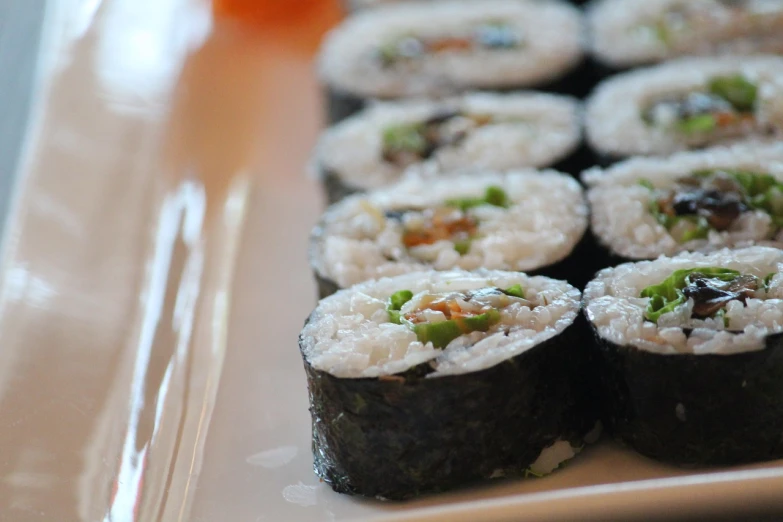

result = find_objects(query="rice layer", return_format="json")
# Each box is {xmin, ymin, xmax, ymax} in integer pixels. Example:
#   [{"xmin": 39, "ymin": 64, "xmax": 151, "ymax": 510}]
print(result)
[
  {"xmin": 584, "ymin": 247, "xmax": 783, "ymax": 355},
  {"xmin": 583, "ymin": 143, "xmax": 783, "ymax": 259},
  {"xmin": 589, "ymin": 0, "xmax": 783, "ymax": 68},
  {"xmin": 301, "ymin": 270, "xmax": 580, "ymax": 378},
  {"xmin": 311, "ymin": 170, "xmax": 588, "ymax": 289},
  {"xmin": 585, "ymin": 56, "xmax": 783, "ymax": 157},
  {"xmin": 319, "ymin": 0, "xmax": 583, "ymax": 98},
  {"xmin": 317, "ymin": 92, "xmax": 581, "ymax": 192}
]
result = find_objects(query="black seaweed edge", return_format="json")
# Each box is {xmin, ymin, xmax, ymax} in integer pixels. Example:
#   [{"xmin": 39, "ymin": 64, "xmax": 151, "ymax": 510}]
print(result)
[
  {"xmin": 300, "ymin": 312, "xmax": 601, "ymax": 500},
  {"xmin": 585, "ymin": 314, "xmax": 783, "ymax": 467}
]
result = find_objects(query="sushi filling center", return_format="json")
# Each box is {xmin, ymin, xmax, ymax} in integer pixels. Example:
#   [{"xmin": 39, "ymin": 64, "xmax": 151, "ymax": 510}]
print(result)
[
  {"xmin": 642, "ymin": 75, "xmax": 758, "ymax": 135},
  {"xmin": 641, "ymin": 267, "xmax": 773, "ymax": 324},
  {"xmin": 387, "ymin": 285, "xmax": 529, "ymax": 349},
  {"xmin": 385, "ymin": 186, "xmax": 509, "ymax": 256},
  {"xmin": 381, "ymin": 110, "xmax": 500, "ymax": 167},
  {"xmin": 641, "ymin": 169, "xmax": 783, "ymax": 243},
  {"xmin": 376, "ymin": 21, "xmax": 522, "ymax": 68}
]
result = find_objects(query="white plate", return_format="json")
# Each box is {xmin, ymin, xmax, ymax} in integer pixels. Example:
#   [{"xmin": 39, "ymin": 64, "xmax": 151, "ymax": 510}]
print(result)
[{"xmin": 2, "ymin": 0, "xmax": 783, "ymax": 521}]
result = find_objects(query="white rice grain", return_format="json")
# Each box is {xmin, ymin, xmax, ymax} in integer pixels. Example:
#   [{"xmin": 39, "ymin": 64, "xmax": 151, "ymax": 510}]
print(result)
[
  {"xmin": 584, "ymin": 247, "xmax": 783, "ymax": 355},
  {"xmin": 319, "ymin": 0, "xmax": 583, "ymax": 98},
  {"xmin": 311, "ymin": 170, "xmax": 588, "ymax": 289},
  {"xmin": 301, "ymin": 270, "xmax": 580, "ymax": 378},
  {"xmin": 583, "ymin": 143, "xmax": 783, "ymax": 259},
  {"xmin": 589, "ymin": 0, "xmax": 783, "ymax": 68},
  {"xmin": 317, "ymin": 92, "xmax": 581, "ymax": 192},
  {"xmin": 585, "ymin": 56, "xmax": 783, "ymax": 157}
]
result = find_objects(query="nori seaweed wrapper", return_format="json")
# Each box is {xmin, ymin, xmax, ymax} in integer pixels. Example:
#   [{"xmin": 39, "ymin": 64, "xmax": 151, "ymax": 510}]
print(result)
[
  {"xmin": 300, "ymin": 315, "xmax": 600, "ymax": 500},
  {"xmin": 589, "ymin": 323, "xmax": 783, "ymax": 466},
  {"xmin": 552, "ymin": 142, "xmax": 597, "ymax": 180},
  {"xmin": 583, "ymin": 224, "xmax": 645, "ymax": 276},
  {"xmin": 326, "ymin": 88, "xmax": 369, "ymax": 126},
  {"xmin": 314, "ymin": 271, "xmax": 340, "ymax": 301},
  {"xmin": 534, "ymin": 228, "xmax": 606, "ymax": 291},
  {"xmin": 321, "ymin": 168, "xmax": 362, "ymax": 206}
]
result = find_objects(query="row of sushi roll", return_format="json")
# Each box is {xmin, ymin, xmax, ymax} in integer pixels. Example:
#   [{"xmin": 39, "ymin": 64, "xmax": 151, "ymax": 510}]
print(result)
[
  {"xmin": 314, "ymin": 57, "xmax": 783, "ymax": 192},
  {"xmin": 301, "ymin": 247, "xmax": 783, "ymax": 499},
  {"xmin": 297, "ymin": 0, "xmax": 783, "ymax": 502},
  {"xmin": 321, "ymin": 0, "xmax": 783, "ymax": 123}
]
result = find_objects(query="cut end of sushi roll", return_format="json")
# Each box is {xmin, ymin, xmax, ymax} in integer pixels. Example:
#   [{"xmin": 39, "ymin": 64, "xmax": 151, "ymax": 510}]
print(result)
[
  {"xmin": 585, "ymin": 56, "xmax": 783, "ymax": 159},
  {"xmin": 300, "ymin": 270, "xmax": 599, "ymax": 499},
  {"xmin": 319, "ymin": 0, "xmax": 584, "ymax": 100},
  {"xmin": 584, "ymin": 247, "xmax": 783, "ymax": 466},
  {"xmin": 588, "ymin": 0, "xmax": 783, "ymax": 69},
  {"xmin": 302, "ymin": 270, "xmax": 581, "ymax": 378},
  {"xmin": 585, "ymin": 247, "xmax": 783, "ymax": 355},
  {"xmin": 583, "ymin": 143, "xmax": 783, "ymax": 261},
  {"xmin": 309, "ymin": 170, "xmax": 589, "ymax": 297},
  {"xmin": 316, "ymin": 92, "xmax": 583, "ymax": 200}
]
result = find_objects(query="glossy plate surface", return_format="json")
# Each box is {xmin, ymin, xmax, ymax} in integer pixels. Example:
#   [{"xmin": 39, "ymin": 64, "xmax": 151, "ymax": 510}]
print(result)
[{"xmin": 1, "ymin": 1, "xmax": 782, "ymax": 521}]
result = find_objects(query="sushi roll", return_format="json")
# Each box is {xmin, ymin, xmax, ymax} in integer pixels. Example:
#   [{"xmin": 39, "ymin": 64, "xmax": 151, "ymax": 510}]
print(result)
[
  {"xmin": 310, "ymin": 170, "xmax": 590, "ymax": 298},
  {"xmin": 588, "ymin": 0, "xmax": 783, "ymax": 69},
  {"xmin": 584, "ymin": 143, "xmax": 783, "ymax": 264},
  {"xmin": 584, "ymin": 247, "xmax": 783, "ymax": 466},
  {"xmin": 300, "ymin": 269, "xmax": 600, "ymax": 499},
  {"xmin": 319, "ymin": 0, "xmax": 585, "ymax": 122},
  {"xmin": 585, "ymin": 56, "xmax": 783, "ymax": 161},
  {"xmin": 315, "ymin": 92, "xmax": 583, "ymax": 203}
]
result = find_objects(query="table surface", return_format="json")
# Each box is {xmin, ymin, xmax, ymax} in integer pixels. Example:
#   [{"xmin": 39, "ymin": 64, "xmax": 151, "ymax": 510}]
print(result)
[{"xmin": 2, "ymin": 2, "xmax": 783, "ymax": 521}]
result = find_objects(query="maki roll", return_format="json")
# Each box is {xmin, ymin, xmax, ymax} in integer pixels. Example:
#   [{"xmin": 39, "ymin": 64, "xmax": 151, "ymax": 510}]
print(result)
[
  {"xmin": 315, "ymin": 92, "xmax": 583, "ymax": 203},
  {"xmin": 584, "ymin": 247, "xmax": 783, "ymax": 466},
  {"xmin": 300, "ymin": 270, "xmax": 599, "ymax": 499},
  {"xmin": 310, "ymin": 170, "xmax": 589, "ymax": 298},
  {"xmin": 585, "ymin": 56, "xmax": 783, "ymax": 160},
  {"xmin": 588, "ymin": 0, "xmax": 783, "ymax": 69},
  {"xmin": 319, "ymin": 0, "xmax": 585, "ymax": 122},
  {"xmin": 584, "ymin": 143, "xmax": 783, "ymax": 264}
]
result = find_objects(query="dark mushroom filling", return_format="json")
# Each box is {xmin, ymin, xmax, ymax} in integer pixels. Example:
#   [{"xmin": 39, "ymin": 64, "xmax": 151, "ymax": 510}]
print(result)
[
  {"xmin": 381, "ymin": 110, "xmax": 497, "ymax": 167},
  {"xmin": 377, "ymin": 21, "xmax": 522, "ymax": 68},
  {"xmin": 641, "ymin": 267, "xmax": 774, "ymax": 325},
  {"xmin": 641, "ymin": 169, "xmax": 783, "ymax": 243},
  {"xmin": 682, "ymin": 273, "xmax": 759, "ymax": 319},
  {"xmin": 642, "ymin": 75, "xmax": 758, "ymax": 135},
  {"xmin": 383, "ymin": 186, "xmax": 509, "ymax": 256},
  {"xmin": 386, "ymin": 285, "xmax": 529, "ymax": 348}
]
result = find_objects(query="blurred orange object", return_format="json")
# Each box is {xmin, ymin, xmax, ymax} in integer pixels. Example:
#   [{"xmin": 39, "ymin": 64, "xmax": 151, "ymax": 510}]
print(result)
[
  {"xmin": 213, "ymin": 0, "xmax": 343, "ymax": 53},
  {"xmin": 214, "ymin": 0, "xmax": 322, "ymax": 22}
]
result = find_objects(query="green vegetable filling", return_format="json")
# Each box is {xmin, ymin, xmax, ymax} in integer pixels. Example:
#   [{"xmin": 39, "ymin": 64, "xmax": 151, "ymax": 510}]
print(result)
[
  {"xmin": 503, "ymin": 284, "xmax": 525, "ymax": 298},
  {"xmin": 453, "ymin": 239, "xmax": 472, "ymax": 256},
  {"xmin": 641, "ymin": 169, "xmax": 783, "ymax": 242},
  {"xmin": 640, "ymin": 267, "xmax": 766, "ymax": 323},
  {"xmin": 708, "ymin": 75, "xmax": 758, "ymax": 113},
  {"xmin": 386, "ymin": 286, "xmax": 525, "ymax": 348},
  {"xmin": 387, "ymin": 290, "xmax": 414, "ymax": 325},
  {"xmin": 382, "ymin": 123, "xmax": 428, "ymax": 157},
  {"xmin": 446, "ymin": 186, "xmax": 510, "ymax": 211},
  {"xmin": 643, "ymin": 74, "xmax": 758, "ymax": 135},
  {"xmin": 676, "ymin": 114, "xmax": 717, "ymax": 134},
  {"xmin": 413, "ymin": 309, "xmax": 501, "ymax": 349},
  {"xmin": 396, "ymin": 186, "xmax": 510, "ymax": 257}
]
